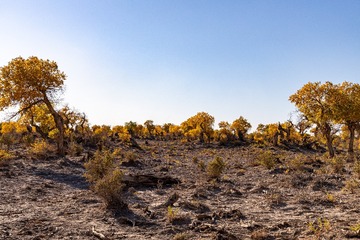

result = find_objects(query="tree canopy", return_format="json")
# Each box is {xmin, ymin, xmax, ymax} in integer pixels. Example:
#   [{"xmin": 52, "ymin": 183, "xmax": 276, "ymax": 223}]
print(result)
[
  {"xmin": 289, "ymin": 81, "xmax": 360, "ymax": 157},
  {"xmin": 0, "ymin": 56, "xmax": 66, "ymax": 154}
]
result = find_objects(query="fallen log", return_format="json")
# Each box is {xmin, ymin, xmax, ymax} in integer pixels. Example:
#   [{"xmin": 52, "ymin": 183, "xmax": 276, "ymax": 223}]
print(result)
[{"xmin": 122, "ymin": 174, "xmax": 180, "ymax": 189}]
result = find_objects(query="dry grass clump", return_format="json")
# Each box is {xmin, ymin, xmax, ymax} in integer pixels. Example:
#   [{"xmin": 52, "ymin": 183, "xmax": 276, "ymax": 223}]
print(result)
[
  {"xmin": 197, "ymin": 160, "xmax": 206, "ymax": 171},
  {"xmin": 308, "ymin": 218, "xmax": 331, "ymax": 238},
  {"xmin": 325, "ymin": 192, "xmax": 336, "ymax": 203},
  {"xmin": 173, "ymin": 232, "xmax": 191, "ymax": 240},
  {"xmin": 0, "ymin": 149, "xmax": 15, "ymax": 166},
  {"xmin": 0, "ymin": 149, "xmax": 15, "ymax": 159},
  {"xmin": 67, "ymin": 141, "xmax": 83, "ymax": 156},
  {"xmin": 342, "ymin": 178, "xmax": 359, "ymax": 194},
  {"xmin": 167, "ymin": 206, "xmax": 179, "ymax": 223},
  {"xmin": 265, "ymin": 192, "xmax": 286, "ymax": 207},
  {"xmin": 112, "ymin": 147, "xmax": 138, "ymax": 161},
  {"xmin": 256, "ymin": 150, "xmax": 277, "ymax": 170},
  {"xmin": 166, "ymin": 206, "xmax": 190, "ymax": 225},
  {"xmin": 349, "ymin": 223, "xmax": 360, "ymax": 234},
  {"xmin": 352, "ymin": 160, "xmax": 360, "ymax": 179},
  {"xmin": 328, "ymin": 155, "xmax": 345, "ymax": 174},
  {"xmin": 84, "ymin": 150, "xmax": 114, "ymax": 182},
  {"xmin": 286, "ymin": 154, "xmax": 305, "ymax": 172},
  {"xmin": 250, "ymin": 229, "xmax": 271, "ymax": 240},
  {"xmin": 29, "ymin": 140, "xmax": 56, "ymax": 159},
  {"xmin": 84, "ymin": 150, "xmax": 125, "ymax": 209},
  {"xmin": 206, "ymin": 156, "xmax": 225, "ymax": 179},
  {"xmin": 92, "ymin": 167, "xmax": 124, "ymax": 208}
]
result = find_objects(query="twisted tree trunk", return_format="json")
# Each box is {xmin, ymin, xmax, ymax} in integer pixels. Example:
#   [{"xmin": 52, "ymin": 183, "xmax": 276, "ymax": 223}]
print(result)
[{"xmin": 43, "ymin": 95, "xmax": 65, "ymax": 156}]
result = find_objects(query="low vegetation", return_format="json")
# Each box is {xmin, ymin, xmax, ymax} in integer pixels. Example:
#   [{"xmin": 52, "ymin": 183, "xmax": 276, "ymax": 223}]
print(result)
[
  {"xmin": 84, "ymin": 150, "xmax": 125, "ymax": 209},
  {"xmin": 1, "ymin": 57, "xmax": 360, "ymax": 239}
]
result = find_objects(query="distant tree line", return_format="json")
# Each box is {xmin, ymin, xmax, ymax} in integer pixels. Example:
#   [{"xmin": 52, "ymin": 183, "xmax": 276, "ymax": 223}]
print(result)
[{"xmin": 1, "ymin": 56, "xmax": 360, "ymax": 157}]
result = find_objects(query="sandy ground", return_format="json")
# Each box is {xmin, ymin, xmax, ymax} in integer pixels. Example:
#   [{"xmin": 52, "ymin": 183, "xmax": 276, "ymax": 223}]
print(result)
[{"xmin": 1, "ymin": 140, "xmax": 360, "ymax": 239}]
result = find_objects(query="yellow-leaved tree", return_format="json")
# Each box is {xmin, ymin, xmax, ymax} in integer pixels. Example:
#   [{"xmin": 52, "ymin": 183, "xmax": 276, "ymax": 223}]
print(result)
[
  {"xmin": 330, "ymin": 82, "xmax": 360, "ymax": 153},
  {"xmin": 231, "ymin": 116, "xmax": 252, "ymax": 141},
  {"xmin": 181, "ymin": 112, "xmax": 214, "ymax": 143},
  {"xmin": 289, "ymin": 82, "xmax": 337, "ymax": 157},
  {"xmin": 0, "ymin": 56, "xmax": 66, "ymax": 155}
]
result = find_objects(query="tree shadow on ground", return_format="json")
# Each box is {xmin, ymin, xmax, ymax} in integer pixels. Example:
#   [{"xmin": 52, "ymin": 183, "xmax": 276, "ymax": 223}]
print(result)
[{"xmin": 32, "ymin": 168, "xmax": 89, "ymax": 190}]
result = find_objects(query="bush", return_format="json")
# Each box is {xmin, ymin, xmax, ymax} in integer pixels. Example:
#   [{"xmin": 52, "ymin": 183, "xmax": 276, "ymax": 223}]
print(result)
[
  {"xmin": 343, "ymin": 178, "xmax": 359, "ymax": 194},
  {"xmin": 328, "ymin": 156, "xmax": 345, "ymax": 174},
  {"xmin": 67, "ymin": 141, "xmax": 83, "ymax": 157},
  {"xmin": 207, "ymin": 156, "xmax": 225, "ymax": 179},
  {"xmin": 84, "ymin": 150, "xmax": 125, "ymax": 209},
  {"xmin": 167, "ymin": 206, "xmax": 179, "ymax": 223},
  {"xmin": 173, "ymin": 232, "xmax": 190, "ymax": 240},
  {"xmin": 29, "ymin": 140, "xmax": 56, "ymax": 159},
  {"xmin": 84, "ymin": 150, "xmax": 115, "ymax": 183},
  {"xmin": 308, "ymin": 218, "xmax": 331, "ymax": 237},
  {"xmin": 350, "ymin": 223, "xmax": 360, "ymax": 233},
  {"xmin": 257, "ymin": 150, "xmax": 277, "ymax": 170},
  {"xmin": 0, "ymin": 149, "xmax": 15, "ymax": 166},
  {"xmin": 286, "ymin": 154, "xmax": 305, "ymax": 172},
  {"xmin": 353, "ymin": 160, "xmax": 360, "ymax": 179},
  {"xmin": 93, "ymin": 167, "xmax": 124, "ymax": 208}
]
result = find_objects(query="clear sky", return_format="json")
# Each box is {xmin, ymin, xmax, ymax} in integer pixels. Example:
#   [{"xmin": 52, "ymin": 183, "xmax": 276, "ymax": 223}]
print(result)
[{"xmin": 1, "ymin": 1, "xmax": 359, "ymax": 129}]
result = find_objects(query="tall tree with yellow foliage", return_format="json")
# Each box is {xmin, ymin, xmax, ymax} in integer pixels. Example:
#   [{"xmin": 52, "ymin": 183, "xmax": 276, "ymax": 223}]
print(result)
[
  {"xmin": 289, "ymin": 82, "xmax": 337, "ymax": 157},
  {"xmin": 0, "ymin": 56, "xmax": 66, "ymax": 155},
  {"xmin": 331, "ymin": 82, "xmax": 360, "ymax": 153},
  {"xmin": 181, "ymin": 112, "xmax": 214, "ymax": 143}
]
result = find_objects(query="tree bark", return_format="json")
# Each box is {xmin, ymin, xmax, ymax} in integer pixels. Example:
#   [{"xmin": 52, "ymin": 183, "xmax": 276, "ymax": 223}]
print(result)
[
  {"xmin": 237, "ymin": 130, "xmax": 245, "ymax": 142},
  {"xmin": 323, "ymin": 123, "xmax": 335, "ymax": 158},
  {"xmin": 347, "ymin": 123, "xmax": 356, "ymax": 154},
  {"xmin": 272, "ymin": 131, "xmax": 279, "ymax": 146},
  {"xmin": 42, "ymin": 95, "xmax": 65, "ymax": 156}
]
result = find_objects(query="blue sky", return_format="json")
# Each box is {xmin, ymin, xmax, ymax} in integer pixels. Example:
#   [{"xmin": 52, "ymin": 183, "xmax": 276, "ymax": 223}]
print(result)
[{"xmin": 1, "ymin": 1, "xmax": 359, "ymax": 129}]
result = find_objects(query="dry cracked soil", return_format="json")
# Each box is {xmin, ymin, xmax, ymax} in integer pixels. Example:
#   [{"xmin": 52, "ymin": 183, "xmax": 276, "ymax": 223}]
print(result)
[{"xmin": 1, "ymin": 140, "xmax": 360, "ymax": 240}]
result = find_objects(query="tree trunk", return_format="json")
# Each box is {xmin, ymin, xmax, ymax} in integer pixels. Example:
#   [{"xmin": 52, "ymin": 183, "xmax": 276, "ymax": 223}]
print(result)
[
  {"xmin": 199, "ymin": 131, "xmax": 204, "ymax": 143},
  {"xmin": 237, "ymin": 130, "xmax": 244, "ymax": 142},
  {"xmin": 323, "ymin": 123, "xmax": 334, "ymax": 158},
  {"xmin": 325, "ymin": 133, "xmax": 335, "ymax": 158},
  {"xmin": 272, "ymin": 132, "xmax": 279, "ymax": 146},
  {"xmin": 347, "ymin": 123, "xmax": 356, "ymax": 154},
  {"xmin": 43, "ymin": 95, "xmax": 65, "ymax": 156}
]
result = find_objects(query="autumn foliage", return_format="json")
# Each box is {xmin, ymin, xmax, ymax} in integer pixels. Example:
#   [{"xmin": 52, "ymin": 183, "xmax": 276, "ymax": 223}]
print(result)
[{"xmin": 1, "ymin": 56, "xmax": 360, "ymax": 158}]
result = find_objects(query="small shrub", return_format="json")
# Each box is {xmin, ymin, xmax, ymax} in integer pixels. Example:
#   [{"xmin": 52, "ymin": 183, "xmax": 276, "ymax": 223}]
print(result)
[
  {"xmin": 206, "ymin": 156, "xmax": 225, "ymax": 179},
  {"xmin": 0, "ymin": 149, "xmax": 15, "ymax": 159},
  {"xmin": 192, "ymin": 156, "xmax": 199, "ymax": 164},
  {"xmin": 350, "ymin": 223, "xmax": 360, "ymax": 233},
  {"xmin": 84, "ymin": 150, "xmax": 115, "ymax": 183},
  {"xmin": 353, "ymin": 160, "xmax": 360, "ymax": 179},
  {"xmin": 118, "ymin": 131, "xmax": 131, "ymax": 144},
  {"xmin": 257, "ymin": 150, "xmax": 277, "ymax": 170},
  {"xmin": 286, "ymin": 154, "xmax": 305, "ymax": 172},
  {"xmin": 0, "ymin": 149, "xmax": 15, "ymax": 166},
  {"xmin": 343, "ymin": 178, "xmax": 359, "ymax": 194},
  {"xmin": 22, "ymin": 134, "xmax": 35, "ymax": 146},
  {"xmin": 112, "ymin": 148, "xmax": 123, "ymax": 157},
  {"xmin": 251, "ymin": 229, "xmax": 271, "ymax": 240},
  {"xmin": 173, "ymin": 232, "xmax": 190, "ymax": 240},
  {"xmin": 197, "ymin": 160, "xmax": 206, "ymax": 171},
  {"xmin": 328, "ymin": 156, "xmax": 345, "ymax": 174},
  {"xmin": 124, "ymin": 151, "xmax": 137, "ymax": 161},
  {"xmin": 325, "ymin": 192, "xmax": 336, "ymax": 203},
  {"xmin": 167, "ymin": 206, "xmax": 179, "ymax": 223},
  {"xmin": 308, "ymin": 218, "xmax": 331, "ymax": 238},
  {"xmin": 29, "ymin": 140, "xmax": 56, "ymax": 159},
  {"xmin": 67, "ymin": 141, "xmax": 83, "ymax": 157},
  {"xmin": 84, "ymin": 150, "xmax": 125, "ymax": 209},
  {"xmin": 265, "ymin": 192, "xmax": 285, "ymax": 207},
  {"xmin": 0, "ymin": 134, "xmax": 15, "ymax": 149},
  {"xmin": 93, "ymin": 167, "xmax": 124, "ymax": 208}
]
